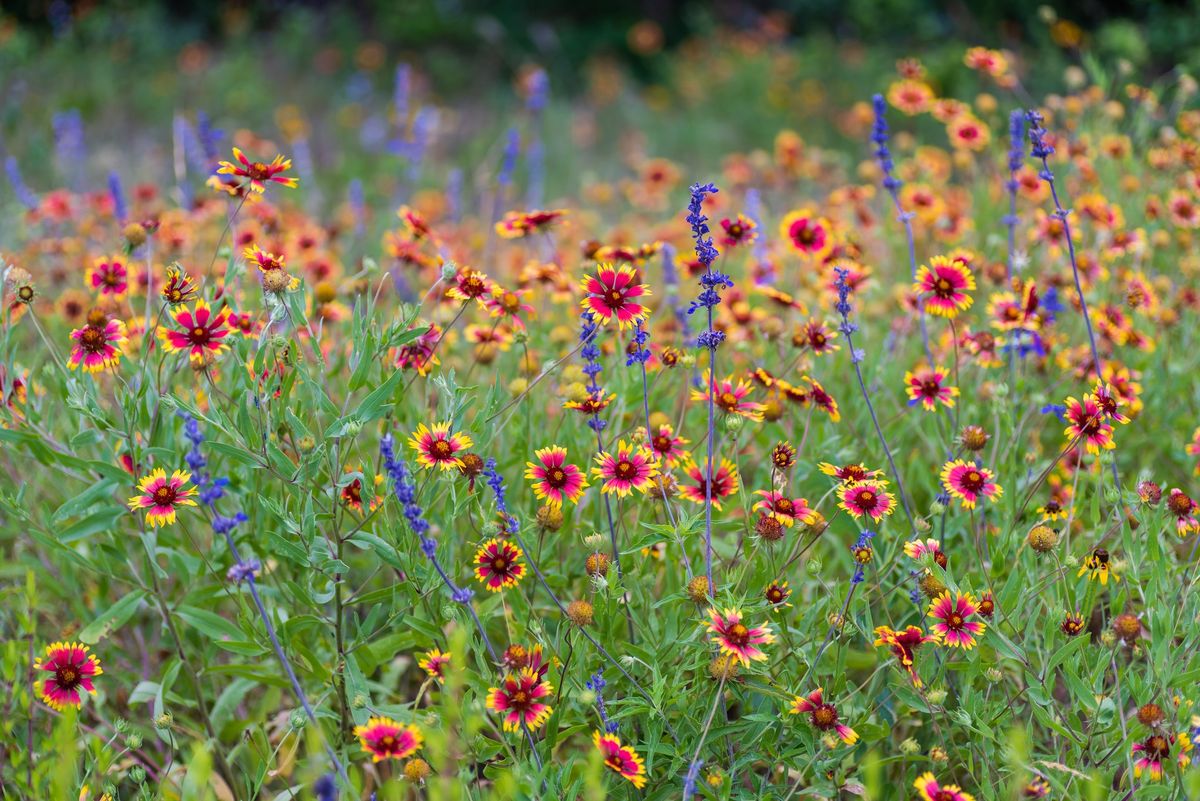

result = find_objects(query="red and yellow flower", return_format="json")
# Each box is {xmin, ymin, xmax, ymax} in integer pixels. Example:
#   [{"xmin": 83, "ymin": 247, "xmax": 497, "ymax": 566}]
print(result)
[
  {"xmin": 88, "ymin": 256, "xmax": 128, "ymax": 298},
  {"xmin": 593, "ymin": 730, "xmax": 648, "ymax": 789},
  {"xmin": 1132, "ymin": 731, "xmax": 1192, "ymax": 780},
  {"xmin": 159, "ymin": 299, "xmax": 233, "ymax": 360},
  {"xmin": 691, "ymin": 373, "xmax": 765, "ymax": 421},
  {"xmin": 581, "ymin": 264, "xmax": 650, "ymax": 329},
  {"xmin": 940, "ymin": 460, "xmax": 1003, "ymax": 509},
  {"xmin": 678, "ymin": 459, "xmax": 740, "ymax": 510},
  {"xmin": 217, "ymin": 147, "xmax": 298, "ymax": 193},
  {"xmin": 915, "ymin": 255, "xmax": 975, "ymax": 318},
  {"xmin": 35, "ymin": 641, "xmax": 102, "ymax": 710},
  {"xmin": 486, "ymin": 667, "xmax": 554, "ymax": 731},
  {"xmin": 788, "ymin": 688, "xmax": 858, "ymax": 745},
  {"xmin": 927, "ymin": 592, "xmax": 987, "ymax": 649},
  {"xmin": 753, "ymin": 490, "xmax": 815, "ymax": 527},
  {"xmin": 473, "ymin": 538, "xmax": 526, "ymax": 591},
  {"xmin": 779, "ymin": 208, "xmax": 832, "ymax": 258},
  {"xmin": 418, "ymin": 648, "xmax": 451, "ymax": 683},
  {"xmin": 914, "ymin": 772, "xmax": 975, "ymax": 801},
  {"xmin": 1063, "ymin": 395, "xmax": 1116, "ymax": 454},
  {"xmin": 127, "ymin": 468, "xmax": 198, "ymax": 527},
  {"xmin": 705, "ymin": 607, "xmax": 774, "ymax": 666},
  {"xmin": 408, "ymin": 422, "xmax": 473, "ymax": 471},
  {"xmin": 874, "ymin": 625, "xmax": 937, "ymax": 686},
  {"xmin": 905, "ymin": 365, "xmax": 959, "ymax": 411},
  {"xmin": 838, "ymin": 481, "xmax": 895, "ymax": 522},
  {"xmin": 68, "ymin": 318, "xmax": 127, "ymax": 373},
  {"xmin": 524, "ymin": 446, "xmax": 588, "ymax": 507},
  {"xmin": 353, "ymin": 717, "xmax": 422, "ymax": 762},
  {"xmin": 593, "ymin": 441, "xmax": 658, "ymax": 497}
]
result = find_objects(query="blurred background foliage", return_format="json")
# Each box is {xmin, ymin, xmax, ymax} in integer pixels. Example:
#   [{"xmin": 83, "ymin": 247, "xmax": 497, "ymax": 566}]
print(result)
[{"xmin": 1, "ymin": 1, "xmax": 1196, "ymax": 206}]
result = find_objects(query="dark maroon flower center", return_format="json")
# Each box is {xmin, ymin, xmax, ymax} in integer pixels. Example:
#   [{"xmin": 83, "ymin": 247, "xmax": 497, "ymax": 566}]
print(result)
[
  {"xmin": 934, "ymin": 277, "xmax": 954, "ymax": 296},
  {"xmin": 79, "ymin": 326, "xmax": 107, "ymax": 352},
  {"xmin": 1146, "ymin": 735, "xmax": 1170, "ymax": 760},
  {"xmin": 947, "ymin": 612, "xmax": 965, "ymax": 629},
  {"xmin": 432, "ymin": 439, "xmax": 453, "ymax": 458},
  {"xmin": 546, "ymin": 468, "xmax": 567, "ymax": 488},
  {"xmin": 726, "ymin": 623, "xmax": 750, "ymax": 647},
  {"xmin": 154, "ymin": 485, "xmax": 177, "ymax": 505},
  {"xmin": 921, "ymin": 379, "xmax": 941, "ymax": 397},
  {"xmin": 247, "ymin": 162, "xmax": 271, "ymax": 181},
  {"xmin": 960, "ymin": 470, "xmax": 985, "ymax": 492},
  {"xmin": 811, "ymin": 704, "xmax": 837, "ymax": 729},
  {"xmin": 55, "ymin": 663, "xmax": 81, "ymax": 689},
  {"xmin": 614, "ymin": 459, "xmax": 637, "ymax": 480},
  {"xmin": 604, "ymin": 288, "xmax": 626, "ymax": 307}
]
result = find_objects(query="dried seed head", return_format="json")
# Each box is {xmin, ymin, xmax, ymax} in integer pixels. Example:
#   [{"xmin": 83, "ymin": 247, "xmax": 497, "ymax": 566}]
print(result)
[
  {"xmin": 566, "ymin": 599, "xmax": 594, "ymax": 627},
  {"xmin": 960, "ymin": 424, "xmax": 989, "ymax": 451},
  {"xmin": 686, "ymin": 575, "xmax": 711, "ymax": 604},
  {"xmin": 403, "ymin": 758, "xmax": 432, "ymax": 783},
  {"xmin": 708, "ymin": 654, "xmax": 740, "ymax": 681},
  {"xmin": 1027, "ymin": 525, "xmax": 1059, "ymax": 553},
  {"xmin": 755, "ymin": 514, "xmax": 785, "ymax": 542},
  {"xmin": 535, "ymin": 505, "xmax": 563, "ymax": 531},
  {"xmin": 1112, "ymin": 613, "xmax": 1142, "ymax": 643},
  {"xmin": 585, "ymin": 551, "xmax": 610, "ymax": 578}
]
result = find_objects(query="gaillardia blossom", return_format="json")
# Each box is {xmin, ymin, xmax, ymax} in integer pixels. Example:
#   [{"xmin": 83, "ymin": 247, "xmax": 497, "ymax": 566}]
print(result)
[
  {"xmin": 593, "ymin": 441, "xmax": 658, "ymax": 497},
  {"xmin": 691, "ymin": 373, "xmax": 765, "ymax": 421},
  {"xmin": 927, "ymin": 592, "xmax": 987, "ymax": 648},
  {"xmin": 679, "ymin": 459, "xmax": 740, "ymax": 510},
  {"xmin": 486, "ymin": 667, "xmax": 554, "ymax": 731},
  {"xmin": 159, "ymin": 299, "xmax": 233, "ymax": 360},
  {"xmin": 753, "ymin": 490, "xmax": 816, "ymax": 527},
  {"xmin": 874, "ymin": 625, "xmax": 937, "ymax": 686},
  {"xmin": 217, "ymin": 147, "xmax": 298, "ymax": 193},
  {"xmin": 1063, "ymin": 395, "xmax": 1116, "ymax": 454},
  {"xmin": 705, "ymin": 607, "xmax": 774, "ymax": 666},
  {"xmin": 127, "ymin": 468, "xmax": 198, "ymax": 527},
  {"xmin": 940, "ymin": 460, "xmax": 1003, "ymax": 509},
  {"xmin": 1132, "ymin": 731, "xmax": 1192, "ymax": 780},
  {"xmin": 914, "ymin": 255, "xmax": 975, "ymax": 318},
  {"xmin": 352, "ymin": 717, "xmax": 423, "ymax": 762},
  {"xmin": 418, "ymin": 648, "xmax": 451, "ymax": 683},
  {"xmin": 789, "ymin": 688, "xmax": 858, "ymax": 745},
  {"xmin": 473, "ymin": 538, "xmax": 526, "ymax": 591},
  {"xmin": 779, "ymin": 208, "xmax": 831, "ymax": 258},
  {"xmin": 88, "ymin": 256, "xmax": 128, "ymax": 298},
  {"xmin": 581, "ymin": 264, "xmax": 650, "ymax": 329},
  {"xmin": 68, "ymin": 318, "xmax": 126, "ymax": 373},
  {"xmin": 838, "ymin": 480, "xmax": 895, "ymax": 522},
  {"xmin": 408, "ymin": 422, "xmax": 473, "ymax": 471},
  {"xmin": 914, "ymin": 772, "xmax": 975, "ymax": 801},
  {"xmin": 593, "ymin": 730, "xmax": 648, "ymax": 789},
  {"xmin": 524, "ymin": 446, "xmax": 588, "ymax": 507},
  {"xmin": 35, "ymin": 641, "xmax": 102, "ymax": 710},
  {"xmin": 905, "ymin": 366, "xmax": 959, "ymax": 411}
]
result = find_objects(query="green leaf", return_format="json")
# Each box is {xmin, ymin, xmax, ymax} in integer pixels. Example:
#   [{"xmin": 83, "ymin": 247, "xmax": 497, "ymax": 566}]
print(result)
[
  {"xmin": 78, "ymin": 591, "xmax": 145, "ymax": 644},
  {"xmin": 51, "ymin": 479, "xmax": 120, "ymax": 523},
  {"xmin": 176, "ymin": 605, "xmax": 244, "ymax": 641}
]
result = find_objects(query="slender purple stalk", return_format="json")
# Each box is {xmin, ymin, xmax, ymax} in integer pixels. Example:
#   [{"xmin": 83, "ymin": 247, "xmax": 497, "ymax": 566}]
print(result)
[
  {"xmin": 685, "ymin": 182, "xmax": 730, "ymax": 595},
  {"xmin": 1025, "ymin": 110, "xmax": 1121, "ymax": 490},
  {"xmin": 182, "ymin": 415, "xmax": 351, "ymax": 790},
  {"xmin": 870, "ymin": 95, "xmax": 931, "ymax": 361}
]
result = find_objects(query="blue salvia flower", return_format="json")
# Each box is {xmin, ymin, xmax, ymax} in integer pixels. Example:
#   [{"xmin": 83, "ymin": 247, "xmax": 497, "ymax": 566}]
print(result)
[
  {"xmin": 585, "ymin": 672, "xmax": 619, "ymax": 734},
  {"xmin": 745, "ymin": 188, "xmax": 773, "ymax": 285},
  {"xmin": 851, "ymin": 530, "xmax": 877, "ymax": 584},
  {"xmin": 196, "ymin": 111, "xmax": 223, "ymax": 166},
  {"xmin": 526, "ymin": 68, "xmax": 549, "ymax": 114},
  {"xmin": 498, "ymin": 127, "xmax": 520, "ymax": 187},
  {"xmin": 626, "ymin": 322, "xmax": 650, "ymax": 366},
  {"xmin": 6, "ymin": 156, "xmax": 39, "ymax": 211},
  {"xmin": 314, "ymin": 774, "xmax": 337, "ymax": 801},
  {"xmin": 870, "ymin": 95, "xmax": 900, "ymax": 192},
  {"xmin": 184, "ymin": 413, "xmax": 349, "ymax": 788},
  {"xmin": 683, "ymin": 759, "xmax": 705, "ymax": 801},
  {"xmin": 685, "ymin": 182, "xmax": 731, "ymax": 350},
  {"xmin": 292, "ymin": 138, "xmax": 316, "ymax": 188},
  {"xmin": 407, "ymin": 108, "xmax": 437, "ymax": 185},
  {"xmin": 347, "ymin": 179, "xmax": 365, "ymax": 237},
  {"xmin": 579, "ymin": 312, "xmax": 607, "ymax": 432},
  {"xmin": 1002, "ymin": 109, "xmax": 1026, "ymax": 283},
  {"xmin": 52, "ymin": 109, "xmax": 86, "ymax": 189},
  {"xmin": 447, "ymin": 168, "xmax": 463, "ymax": 223},
  {"xmin": 660, "ymin": 243, "xmax": 691, "ymax": 338},
  {"xmin": 394, "ymin": 64, "xmax": 411, "ymax": 129},
  {"xmin": 108, "ymin": 171, "xmax": 127, "ymax": 223},
  {"xmin": 908, "ymin": 570, "xmax": 923, "ymax": 606},
  {"xmin": 525, "ymin": 136, "xmax": 545, "ymax": 209},
  {"xmin": 483, "ymin": 457, "xmax": 519, "ymax": 534}
]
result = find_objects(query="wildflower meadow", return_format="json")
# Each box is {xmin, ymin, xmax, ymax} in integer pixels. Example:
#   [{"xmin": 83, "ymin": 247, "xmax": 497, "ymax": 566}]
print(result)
[{"xmin": 5, "ymin": 5, "xmax": 1200, "ymax": 800}]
